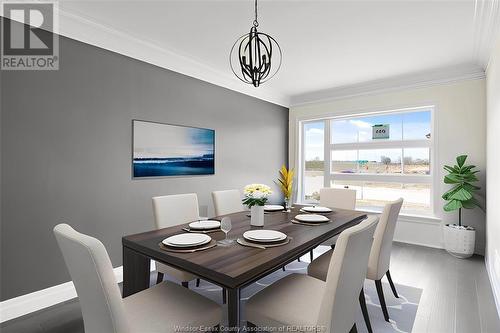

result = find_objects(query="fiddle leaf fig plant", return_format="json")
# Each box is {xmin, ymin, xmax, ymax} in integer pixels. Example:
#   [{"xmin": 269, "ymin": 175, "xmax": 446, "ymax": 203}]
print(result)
[{"xmin": 442, "ymin": 155, "xmax": 481, "ymax": 226}]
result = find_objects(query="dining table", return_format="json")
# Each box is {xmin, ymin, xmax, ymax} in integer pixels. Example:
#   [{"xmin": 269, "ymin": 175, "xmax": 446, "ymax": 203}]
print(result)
[{"xmin": 122, "ymin": 204, "xmax": 367, "ymax": 329}]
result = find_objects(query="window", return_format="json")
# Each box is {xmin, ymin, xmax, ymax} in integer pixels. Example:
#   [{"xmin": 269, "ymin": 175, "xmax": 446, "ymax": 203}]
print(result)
[
  {"xmin": 300, "ymin": 107, "xmax": 433, "ymax": 216},
  {"xmin": 303, "ymin": 121, "xmax": 324, "ymax": 201}
]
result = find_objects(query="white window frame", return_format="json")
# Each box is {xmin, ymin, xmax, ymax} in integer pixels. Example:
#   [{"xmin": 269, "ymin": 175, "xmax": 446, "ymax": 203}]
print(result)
[{"xmin": 298, "ymin": 105, "xmax": 436, "ymax": 216}]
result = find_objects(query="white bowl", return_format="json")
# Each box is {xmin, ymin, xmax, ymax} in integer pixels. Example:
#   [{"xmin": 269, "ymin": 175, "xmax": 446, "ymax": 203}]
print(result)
[
  {"xmin": 301, "ymin": 206, "xmax": 332, "ymax": 213},
  {"xmin": 294, "ymin": 214, "xmax": 330, "ymax": 223},
  {"xmin": 188, "ymin": 220, "xmax": 221, "ymax": 230},
  {"xmin": 264, "ymin": 205, "xmax": 285, "ymax": 212},
  {"xmin": 243, "ymin": 230, "xmax": 287, "ymax": 243},
  {"xmin": 162, "ymin": 233, "xmax": 211, "ymax": 248}
]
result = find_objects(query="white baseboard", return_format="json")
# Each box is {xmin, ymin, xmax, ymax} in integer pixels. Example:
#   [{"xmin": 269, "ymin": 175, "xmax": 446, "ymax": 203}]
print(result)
[
  {"xmin": 0, "ymin": 263, "xmax": 156, "ymax": 323},
  {"xmin": 0, "ymin": 280, "xmax": 78, "ymax": 324},
  {"xmin": 486, "ymin": 252, "xmax": 500, "ymax": 318}
]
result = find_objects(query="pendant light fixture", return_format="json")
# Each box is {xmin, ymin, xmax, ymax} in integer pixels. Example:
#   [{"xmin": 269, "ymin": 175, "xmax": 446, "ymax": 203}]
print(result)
[{"xmin": 230, "ymin": 0, "xmax": 282, "ymax": 87}]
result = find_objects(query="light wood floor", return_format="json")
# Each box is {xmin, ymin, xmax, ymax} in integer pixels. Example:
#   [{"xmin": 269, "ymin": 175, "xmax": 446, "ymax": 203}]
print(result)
[
  {"xmin": 387, "ymin": 242, "xmax": 500, "ymax": 333},
  {"xmin": 1, "ymin": 242, "xmax": 499, "ymax": 333}
]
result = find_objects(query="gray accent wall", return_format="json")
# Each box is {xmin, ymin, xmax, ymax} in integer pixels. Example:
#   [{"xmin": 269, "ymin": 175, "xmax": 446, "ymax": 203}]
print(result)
[{"xmin": 0, "ymin": 34, "xmax": 288, "ymax": 300}]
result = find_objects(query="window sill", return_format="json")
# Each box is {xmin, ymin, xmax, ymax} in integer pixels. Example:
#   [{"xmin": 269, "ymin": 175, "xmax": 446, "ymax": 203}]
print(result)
[{"xmin": 356, "ymin": 208, "xmax": 441, "ymax": 224}]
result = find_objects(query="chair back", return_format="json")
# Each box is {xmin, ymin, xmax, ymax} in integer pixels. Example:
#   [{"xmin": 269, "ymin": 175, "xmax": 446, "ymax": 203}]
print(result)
[
  {"xmin": 212, "ymin": 190, "xmax": 244, "ymax": 216},
  {"xmin": 152, "ymin": 193, "xmax": 200, "ymax": 228},
  {"xmin": 367, "ymin": 198, "xmax": 404, "ymax": 280},
  {"xmin": 317, "ymin": 216, "xmax": 378, "ymax": 333},
  {"xmin": 53, "ymin": 224, "xmax": 130, "ymax": 333},
  {"xmin": 319, "ymin": 188, "xmax": 356, "ymax": 210}
]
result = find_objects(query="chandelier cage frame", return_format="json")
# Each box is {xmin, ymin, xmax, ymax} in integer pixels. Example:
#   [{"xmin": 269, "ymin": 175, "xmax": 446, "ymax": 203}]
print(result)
[{"xmin": 229, "ymin": 0, "xmax": 282, "ymax": 87}]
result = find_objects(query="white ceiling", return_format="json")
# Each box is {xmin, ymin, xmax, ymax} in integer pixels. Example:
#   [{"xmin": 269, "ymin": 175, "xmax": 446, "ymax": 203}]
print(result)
[{"xmin": 55, "ymin": 0, "xmax": 499, "ymax": 106}]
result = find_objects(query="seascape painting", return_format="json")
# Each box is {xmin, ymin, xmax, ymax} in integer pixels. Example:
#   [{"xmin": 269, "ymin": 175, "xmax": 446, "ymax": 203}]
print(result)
[{"xmin": 133, "ymin": 120, "xmax": 215, "ymax": 178}]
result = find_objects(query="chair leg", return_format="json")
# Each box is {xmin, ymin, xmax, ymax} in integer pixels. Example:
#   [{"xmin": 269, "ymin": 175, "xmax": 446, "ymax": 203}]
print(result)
[
  {"xmin": 297, "ymin": 257, "xmax": 301, "ymax": 262},
  {"xmin": 349, "ymin": 323, "xmax": 358, "ymax": 333},
  {"xmin": 386, "ymin": 270, "xmax": 399, "ymax": 298},
  {"xmin": 156, "ymin": 272, "xmax": 164, "ymax": 284},
  {"xmin": 222, "ymin": 288, "xmax": 227, "ymax": 304},
  {"xmin": 330, "ymin": 244, "xmax": 335, "ymax": 249},
  {"xmin": 182, "ymin": 281, "xmax": 189, "ymax": 288},
  {"xmin": 196, "ymin": 278, "xmax": 200, "ymax": 287},
  {"xmin": 282, "ymin": 266, "xmax": 286, "ymax": 271},
  {"xmin": 359, "ymin": 288, "xmax": 373, "ymax": 333},
  {"xmin": 375, "ymin": 279, "xmax": 390, "ymax": 322},
  {"xmin": 310, "ymin": 250, "xmax": 314, "ymax": 262}
]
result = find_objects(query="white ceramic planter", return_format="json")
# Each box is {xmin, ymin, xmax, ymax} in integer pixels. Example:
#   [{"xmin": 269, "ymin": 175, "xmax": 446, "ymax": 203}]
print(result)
[
  {"xmin": 443, "ymin": 224, "xmax": 475, "ymax": 258},
  {"xmin": 250, "ymin": 205, "xmax": 265, "ymax": 227}
]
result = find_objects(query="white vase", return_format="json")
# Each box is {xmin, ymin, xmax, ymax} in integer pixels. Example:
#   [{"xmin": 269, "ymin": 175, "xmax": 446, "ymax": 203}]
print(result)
[
  {"xmin": 250, "ymin": 205, "xmax": 265, "ymax": 227},
  {"xmin": 443, "ymin": 224, "xmax": 475, "ymax": 258}
]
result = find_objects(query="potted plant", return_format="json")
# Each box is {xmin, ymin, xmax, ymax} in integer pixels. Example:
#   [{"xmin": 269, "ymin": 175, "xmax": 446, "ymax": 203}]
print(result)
[
  {"xmin": 243, "ymin": 184, "xmax": 272, "ymax": 227},
  {"xmin": 442, "ymin": 155, "xmax": 481, "ymax": 258},
  {"xmin": 275, "ymin": 165, "xmax": 294, "ymax": 212}
]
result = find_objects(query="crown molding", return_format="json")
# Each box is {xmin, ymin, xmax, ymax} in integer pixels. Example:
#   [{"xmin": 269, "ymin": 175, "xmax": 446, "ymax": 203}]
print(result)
[
  {"xmin": 289, "ymin": 64, "xmax": 486, "ymax": 107},
  {"xmin": 9, "ymin": 2, "xmax": 496, "ymax": 109},
  {"xmin": 473, "ymin": 0, "xmax": 500, "ymax": 70},
  {"xmin": 54, "ymin": 7, "xmax": 290, "ymax": 107}
]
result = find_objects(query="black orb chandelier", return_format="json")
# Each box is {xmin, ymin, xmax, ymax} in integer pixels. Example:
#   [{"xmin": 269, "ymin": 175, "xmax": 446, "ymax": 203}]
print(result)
[{"xmin": 230, "ymin": 0, "xmax": 282, "ymax": 87}]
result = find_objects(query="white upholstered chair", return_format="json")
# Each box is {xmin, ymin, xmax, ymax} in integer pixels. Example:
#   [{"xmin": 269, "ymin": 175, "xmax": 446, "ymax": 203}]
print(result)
[
  {"xmin": 212, "ymin": 190, "xmax": 244, "ymax": 216},
  {"xmin": 152, "ymin": 194, "xmax": 199, "ymax": 287},
  {"xmin": 53, "ymin": 224, "xmax": 221, "ymax": 333},
  {"xmin": 319, "ymin": 188, "xmax": 357, "ymax": 211},
  {"xmin": 319, "ymin": 188, "xmax": 357, "ymax": 249},
  {"xmin": 308, "ymin": 198, "xmax": 404, "ymax": 330},
  {"xmin": 306, "ymin": 188, "xmax": 357, "ymax": 262},
  {"xmin": 246, "ymin": 216, "xmax": 378, "ymax": 333}
]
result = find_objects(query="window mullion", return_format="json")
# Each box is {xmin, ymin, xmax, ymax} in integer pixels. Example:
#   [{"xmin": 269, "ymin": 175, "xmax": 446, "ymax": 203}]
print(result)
[{"xmin": 324, "ymin": 119, "xmax": 331, "ymax": 188}]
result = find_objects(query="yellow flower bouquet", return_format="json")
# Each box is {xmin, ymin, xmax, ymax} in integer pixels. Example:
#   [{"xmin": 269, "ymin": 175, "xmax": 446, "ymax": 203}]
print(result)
[
  {"xmin": 275, "ymin": 165, "xmax": 294, "ymax": 211},
  {"xmin": 242, "ymin": 183, "xmax": 272, "ymax": 207}
]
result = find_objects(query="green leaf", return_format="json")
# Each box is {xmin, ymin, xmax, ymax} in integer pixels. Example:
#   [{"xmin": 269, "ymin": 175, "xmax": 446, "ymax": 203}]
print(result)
[
  {"xmin": 462, "ymin": 198, "xmax": 478, "ymax": 209},
  {"xmin": 456, "ymin": 155, "xmax": 467, "ymax": 168},
  {"xmin": 463, "ymin": 182, "xmax": 481, "ymax": 191},
  {"xmin": 460, "ymin": 165, "xmax": 476, "ymax": 173},
  {"xmin": 443, "ymin": 165, "xmax": 455, "ymax": 173},
  {"xmin": 444, "ymin": 174, "xmax": 462, "ymax": 184},
  {"xmin": 442, "ymin": 186, "xmax": 460, "ymax": 200},
  {"xmin": 463, "ymin": 174, "xmax": 479, "ymax": 182},
  {"xmin": 444, "ymin": 199, "xmax": 463, "ymax": 212},
  {"xmin": 448, "ymin": 187, "xmax": 473, "ymax": 201}
]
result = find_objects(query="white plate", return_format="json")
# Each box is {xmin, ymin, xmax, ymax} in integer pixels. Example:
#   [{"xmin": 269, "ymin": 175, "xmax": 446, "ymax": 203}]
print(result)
[
  {"xmin": 264, "ymin": 205, "xmax": 285, "ymax": 212},
  {"xmin": 301, "ymin": 206, "xmax": 333, "ymax": 213},
  {"xmin": 188, "ymin": 220, "xmax": 221, "ymax": 230},
  {"xmin": 294, "ymin": 214, "xmax": 330, "ymax": 223},
  {"xmin": 162, "ymin": 234, "xmax": 211, "ymax": 248},
  {"xmin": 243, "ymin": 230, "xmax": 287, "ymax": 242}
]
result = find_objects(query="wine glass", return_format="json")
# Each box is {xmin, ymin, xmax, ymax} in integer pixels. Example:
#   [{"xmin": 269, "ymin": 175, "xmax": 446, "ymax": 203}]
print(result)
[{"xmin": 219, "ymin": 217, "xmax": 233, "ymax": 245}]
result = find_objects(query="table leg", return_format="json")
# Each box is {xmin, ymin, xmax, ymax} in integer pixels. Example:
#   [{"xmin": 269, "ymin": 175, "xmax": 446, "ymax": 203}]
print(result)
[
  {"xmin": 227, "ymin": 287, "xmax": 240, "ymax": 330},
  {"xmin": 122, "ymin": 246, "xmax": 150, "ymax": 297}
]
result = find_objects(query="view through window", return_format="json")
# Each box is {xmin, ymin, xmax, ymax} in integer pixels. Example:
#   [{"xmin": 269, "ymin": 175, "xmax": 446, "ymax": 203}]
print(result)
[{"xmin": 301, "ymin": 108, "xmax": 433, "ymax": 216}]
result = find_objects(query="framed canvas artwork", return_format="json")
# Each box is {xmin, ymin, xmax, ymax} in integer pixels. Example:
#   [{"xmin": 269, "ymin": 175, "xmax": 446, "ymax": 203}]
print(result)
[{"xmin": 132, "ymin": 120, "xmax": 215, "ymax": 178}]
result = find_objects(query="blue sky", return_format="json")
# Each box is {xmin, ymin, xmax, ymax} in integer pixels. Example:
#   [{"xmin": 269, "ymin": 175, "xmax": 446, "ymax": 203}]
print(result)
[
  {"xmin": 134, "ymin": 121, "xmax": 214, "ymax": 159},
  {"xmin": 305, "ymin": 110, "xmax": 431, "ymax": 161}
]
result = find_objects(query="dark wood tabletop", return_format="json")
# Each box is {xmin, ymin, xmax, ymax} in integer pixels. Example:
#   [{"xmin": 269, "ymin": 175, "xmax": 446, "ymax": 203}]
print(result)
[{"xmin": 122, "ymin": 204, "xmax": 367, "ymax": 328}]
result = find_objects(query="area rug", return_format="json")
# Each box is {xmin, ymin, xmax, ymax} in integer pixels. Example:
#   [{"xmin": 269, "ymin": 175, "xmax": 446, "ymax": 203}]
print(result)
[{"xmin": 179, "ymin": 252, "xmax": 422, "ymax": 333}]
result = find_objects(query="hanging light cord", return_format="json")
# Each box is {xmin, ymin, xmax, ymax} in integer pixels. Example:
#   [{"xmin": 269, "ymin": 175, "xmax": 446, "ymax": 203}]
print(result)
[{"xmin": 253, "ymin": 0, "xmax": 259, "ymax": 27}]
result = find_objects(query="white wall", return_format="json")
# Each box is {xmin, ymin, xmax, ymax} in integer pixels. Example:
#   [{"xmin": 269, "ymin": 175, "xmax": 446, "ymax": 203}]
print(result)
[
  {"xmin": 289, "ymin": 79, "xmax": 487, "ymax": 253},
  {"xmin": 486, "ymin": 39, "xmax": 500, "ymax": 312}
]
